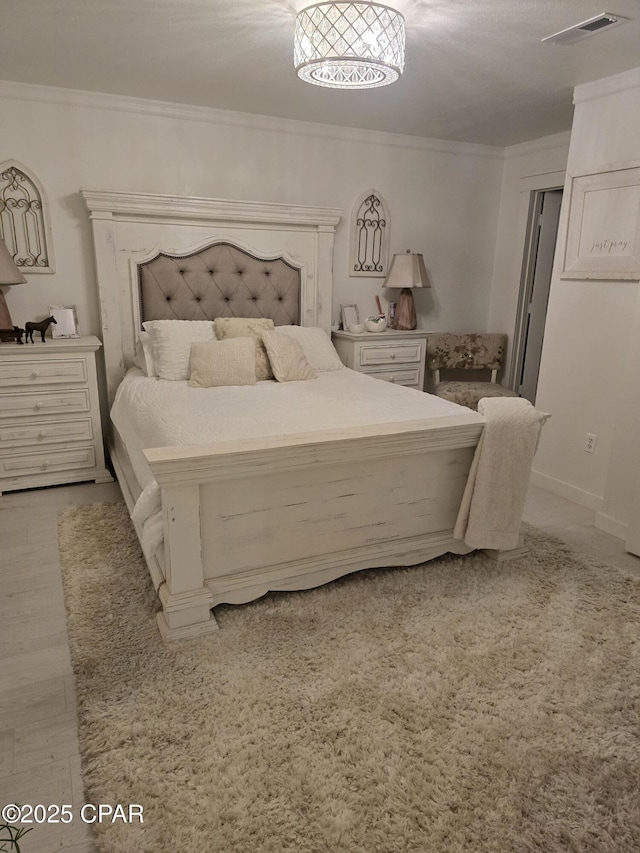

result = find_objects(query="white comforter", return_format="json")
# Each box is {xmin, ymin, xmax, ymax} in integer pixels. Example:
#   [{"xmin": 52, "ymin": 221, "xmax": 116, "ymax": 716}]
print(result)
[{"xmin": 111, "ymin": 368, "xmax": 467, "ymax": 557}]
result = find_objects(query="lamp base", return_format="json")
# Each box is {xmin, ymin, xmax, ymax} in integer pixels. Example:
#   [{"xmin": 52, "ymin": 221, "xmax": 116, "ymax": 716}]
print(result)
[
  {"xmin": 394, "ymin": 288, "xmax": 417, "ymax": 330},
  {"xmin": 0, "ymin": 289, "xmax": 13, "ymax": 329}
]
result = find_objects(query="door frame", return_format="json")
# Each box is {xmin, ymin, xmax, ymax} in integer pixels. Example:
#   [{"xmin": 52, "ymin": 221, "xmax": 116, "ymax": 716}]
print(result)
[{"xmin": 508, "ymin": 183, "xmax": 564, "ymax": 394}]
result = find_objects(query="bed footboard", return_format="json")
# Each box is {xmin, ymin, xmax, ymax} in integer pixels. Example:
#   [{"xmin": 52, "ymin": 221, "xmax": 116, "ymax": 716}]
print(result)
[{"xmin": 144, "ymin": 415, "xmax": 484, "ymax": 640}]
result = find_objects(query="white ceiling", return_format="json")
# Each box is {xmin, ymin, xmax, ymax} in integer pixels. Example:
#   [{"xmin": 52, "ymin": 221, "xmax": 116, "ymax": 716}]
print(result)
[{"xmin": 2, "ymin": 0, "xmax": 640, "ymax": 147}]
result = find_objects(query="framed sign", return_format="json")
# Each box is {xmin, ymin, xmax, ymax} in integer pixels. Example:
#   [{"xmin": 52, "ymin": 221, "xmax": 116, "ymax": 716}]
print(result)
[{"xmin": 561, "ymin": 163, "xmax": 640, "ymax": 280}]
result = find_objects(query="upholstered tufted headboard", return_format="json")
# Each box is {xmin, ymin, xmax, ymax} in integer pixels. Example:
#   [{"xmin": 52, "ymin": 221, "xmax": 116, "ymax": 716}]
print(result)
[
  {"xmin": 138, "ymin": 242, "xmax": 300, "ymax": 325},
  {"xmin": 81, "ymin": 190, "xmax": 342, "ymax": 405}
]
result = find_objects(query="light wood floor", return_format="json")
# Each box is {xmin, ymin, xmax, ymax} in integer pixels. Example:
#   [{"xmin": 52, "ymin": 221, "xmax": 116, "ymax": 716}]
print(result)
[{"xmin": 1, "ymin": 479, "xmax": 639, "ymax": 852}]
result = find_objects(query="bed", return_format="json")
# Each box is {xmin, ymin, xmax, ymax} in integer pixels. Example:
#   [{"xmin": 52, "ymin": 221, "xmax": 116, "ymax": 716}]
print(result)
[{"xmin": 83, "ymin": 190, "xmax": 539, "ymax": 640}]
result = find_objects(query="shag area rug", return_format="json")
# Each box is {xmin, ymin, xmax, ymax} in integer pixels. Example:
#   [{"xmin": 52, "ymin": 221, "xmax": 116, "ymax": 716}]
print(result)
[{"xmin": 58, "ymin": 502, "xmax": 640, "ymax": 853}]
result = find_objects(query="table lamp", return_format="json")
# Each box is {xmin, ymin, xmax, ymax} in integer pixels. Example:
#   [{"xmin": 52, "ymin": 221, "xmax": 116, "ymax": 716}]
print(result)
[
  {"xmin": 0, "ymin": 238, "xmax": 26, "ymax": 328},
  {"xmin": 383, "ymin": 250, "xmax": 429, "ymax": 330}
]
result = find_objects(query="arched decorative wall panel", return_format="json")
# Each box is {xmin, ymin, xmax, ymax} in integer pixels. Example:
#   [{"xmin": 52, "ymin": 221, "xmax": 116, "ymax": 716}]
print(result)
[
  {"xmin": 0, "ymin": 160, "xmax": 55, "ymax": 273},
  {"xmin": 348, "ymin": 189, "xmax": 390, "ymax": 277}
]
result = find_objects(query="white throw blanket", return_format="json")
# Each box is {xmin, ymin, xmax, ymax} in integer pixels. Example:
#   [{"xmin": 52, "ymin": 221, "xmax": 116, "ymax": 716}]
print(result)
[{"xmin": 453, "ymin": 397, "xmax": 550, "ymax": 551}]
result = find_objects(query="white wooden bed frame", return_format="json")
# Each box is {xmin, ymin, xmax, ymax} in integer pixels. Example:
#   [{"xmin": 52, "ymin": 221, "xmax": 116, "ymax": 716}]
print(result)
[{"xmin": 83, "ymin": 190, "xmax": 508, "ymax": 641}]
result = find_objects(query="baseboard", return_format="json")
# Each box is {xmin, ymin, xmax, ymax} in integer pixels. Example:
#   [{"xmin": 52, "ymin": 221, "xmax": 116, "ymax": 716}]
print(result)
[
  {"xmin": 529, "ymin": 469, "xmax": 603, "ymax": 511},
  {"xmin": 594, "ymin": 511, "xmax": 628, "ymax": 541}
]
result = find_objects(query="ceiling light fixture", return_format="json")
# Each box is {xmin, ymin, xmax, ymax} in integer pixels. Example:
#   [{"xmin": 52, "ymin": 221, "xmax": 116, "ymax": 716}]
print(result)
[{"xmin": 294, "ymin": 1, "xmax": 405, "ymax": 89}]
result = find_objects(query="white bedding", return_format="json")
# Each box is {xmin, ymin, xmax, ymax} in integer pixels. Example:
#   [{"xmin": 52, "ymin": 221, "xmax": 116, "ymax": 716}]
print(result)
[{"xmin": 111, "ymin": 368, "xmax": 468, "ymax": 557}]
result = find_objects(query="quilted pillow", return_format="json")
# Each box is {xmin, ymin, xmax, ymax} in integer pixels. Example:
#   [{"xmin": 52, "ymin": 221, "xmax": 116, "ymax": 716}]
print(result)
[
  {"xmin": 262, "ymin": 329, "xmax": 316, "ymax": 382},
  {"xmin": 214, "ymin": 317, "xmax": 275, "ymax": 381},
  {"xmin": 276, "ymin": 326, "xmax": 344, "ymax": 371},
  {"xmin": 142, "ymin": 320, "xmax": 216, "ymax": 381},
  {"xmin": 188, "ymin": 338, "xmax": 257, "ymax": 388}
]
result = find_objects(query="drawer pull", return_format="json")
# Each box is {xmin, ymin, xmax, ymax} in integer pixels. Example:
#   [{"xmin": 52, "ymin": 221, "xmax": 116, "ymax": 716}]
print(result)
[
  {"xmin": 31, "ymin": 370, "xmax": 40, "ymax": 378},
  {"xmin": 38, "ymin": 430, "xmax": 48, "ymax": 439},
  {"xmin": 390, "ymin": 353, "xmax": 396, "ymax": 360},
  {"xmin": 42, "ymin": 460, "xmax": 50, "ymax": 469},
  {"xmin": 35, "ymin": 402, "xmax": 43, "ymax": 410},
  {"xmin": 389, "ymin": 375, "xmax": 395, "ymax": 382}
]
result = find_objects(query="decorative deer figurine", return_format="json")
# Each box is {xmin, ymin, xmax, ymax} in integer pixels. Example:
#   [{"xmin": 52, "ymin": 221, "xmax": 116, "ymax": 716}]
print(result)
[{"xmin": 25, "ymin": 316, "xmax": 57, "ymax": 343}]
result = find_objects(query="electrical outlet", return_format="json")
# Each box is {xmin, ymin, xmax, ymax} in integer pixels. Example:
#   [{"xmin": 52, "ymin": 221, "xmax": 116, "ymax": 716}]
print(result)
[{"xmin": 584, "ymin": 433, "xmax": 597, "ymax": 453}]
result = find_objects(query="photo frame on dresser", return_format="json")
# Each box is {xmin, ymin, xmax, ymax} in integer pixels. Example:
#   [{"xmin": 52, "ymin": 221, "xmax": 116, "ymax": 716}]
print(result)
[{"xmin": 48, "ymin": 304, "xmax": 80, "ymax": 338}]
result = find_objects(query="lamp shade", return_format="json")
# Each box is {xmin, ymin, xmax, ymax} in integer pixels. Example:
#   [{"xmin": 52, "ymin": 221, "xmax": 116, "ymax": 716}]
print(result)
[
  {"xmin": 0, "ymin": 238, "xmax": 27, "ymax": 329},
  {"xmin": 0, "ymin": 239, "xmax": 27, "ymax": 285},
  {"xmin": 383, "ymin": 250, "xmax": 430, "ymax": 290}
]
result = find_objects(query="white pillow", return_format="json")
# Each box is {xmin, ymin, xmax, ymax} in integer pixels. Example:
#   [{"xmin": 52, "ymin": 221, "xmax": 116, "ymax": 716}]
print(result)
[
  {"xmin": 262, "ymin": 330, "xmax": 316, "ymax": 382},
  {"xmin": 133, "ymin": 331, "xmax": 157, "ymax": 377},
  {"xmin": 188, "ymin": 339, "xmax": 257, "ymax": 388},
  {"xmin": 142, "ymin": 320, "xmax": 216, "ymax": 381},
  {"xmin": 276, "ymin": 326, "xmax": 344, "ymax": 371}
]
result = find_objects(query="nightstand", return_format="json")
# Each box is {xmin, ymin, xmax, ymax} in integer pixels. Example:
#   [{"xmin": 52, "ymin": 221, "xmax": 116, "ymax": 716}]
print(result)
[
  {"xmin": 0, "ymin": 336, "xmax": 112, "ymax": 494},
  {"xmin": 332, "ymin": 329, "xmax": 429, "ymax": 390}
]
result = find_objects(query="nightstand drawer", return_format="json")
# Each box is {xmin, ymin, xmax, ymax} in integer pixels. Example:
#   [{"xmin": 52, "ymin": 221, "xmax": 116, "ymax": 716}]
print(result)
[
  {"xmin": 0, "ymin": 389, "xmax": 90, "ymax": 419},
  {"xmin": 0, "ymin": 357, "xmax": 87, "ymax": 386},
  {"xmin": 359, "ymin": 342, "xmax": 424, "ymax": 367},
  {"xmin": 365, "ymin": 366, "xmax": 421, "ymax": 386},
  {"xmin": 332, "ymin": 330, "xmax": 428, "ymax": 393},
  {"xmin": 0, "ymin": 418, "xmax": 93, "ymax": 451},
  {"xmin": 0, "ymin": 446, "xmax": 96, "ymax": 479}
]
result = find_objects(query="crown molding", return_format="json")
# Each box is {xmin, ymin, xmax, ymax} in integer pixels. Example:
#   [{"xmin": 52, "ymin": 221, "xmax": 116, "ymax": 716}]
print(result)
[
  {"xmin": 574, "ymin": 67, "xmax": 640, "ymax": 105},
  {"xmin": 504, "ymin": 131, "xmax": 571, "ymax": 160},
  {"xmin": 0, "ymin": 79, "xmax": 504, "ymax": 160}
]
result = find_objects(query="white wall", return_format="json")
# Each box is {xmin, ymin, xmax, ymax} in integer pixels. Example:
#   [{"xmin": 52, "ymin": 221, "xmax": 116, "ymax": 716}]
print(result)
[
  {"xmin": 532, "ymin": 68, "xmax": 640, "ymax": 536},
  {"xmin": 0, "ymin": 81, "xmax": 505, "ymax": 353}
]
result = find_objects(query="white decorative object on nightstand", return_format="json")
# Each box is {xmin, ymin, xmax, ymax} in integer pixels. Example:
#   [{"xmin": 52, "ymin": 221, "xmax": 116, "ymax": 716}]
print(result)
[
  {"xmin": 0, "ymin": 336, "xmax": 112, "ymax": 494},
  {"xmin": 332, "ymin": 328, "xmax": 428, "ymax": 390}
]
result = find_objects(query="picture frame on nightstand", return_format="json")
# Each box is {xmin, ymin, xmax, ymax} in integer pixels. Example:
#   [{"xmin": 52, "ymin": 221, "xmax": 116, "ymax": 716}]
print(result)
[{"xmin": 341, "ymin": 304, "xmax": 360, "ymax": 331}]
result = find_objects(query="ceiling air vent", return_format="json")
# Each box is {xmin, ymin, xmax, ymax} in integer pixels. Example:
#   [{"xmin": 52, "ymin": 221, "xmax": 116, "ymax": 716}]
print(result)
[{"xmin": 542, "ymin": 12, "xmax": 629, "ymax": 45}]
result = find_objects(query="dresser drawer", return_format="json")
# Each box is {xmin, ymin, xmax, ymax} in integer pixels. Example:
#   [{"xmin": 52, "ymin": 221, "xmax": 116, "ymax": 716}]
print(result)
[
  {"xmin": 365, "ymin": 366, "xmax": 421, "ymax": 387},
  {"xmin": 359, "ymin": 341, "xmax": 424, "ymax": 367},
  {"xmin": 0, "ymin": 446, "xmax": 96, "ymax": 479},
  {"xmin": 0, "ymin": 418, "xmax": 93, "ymax": 451},
  {"xmin": 0, "ymin": 389, "xmax": 90, "ymax": 419},
  {"xmin": 0, "ymin": 336, "xmax": 112, "ymax": 494},
  {"xmin": 0, "ymin": 357, "xmax": 87, "ymax": 387}
]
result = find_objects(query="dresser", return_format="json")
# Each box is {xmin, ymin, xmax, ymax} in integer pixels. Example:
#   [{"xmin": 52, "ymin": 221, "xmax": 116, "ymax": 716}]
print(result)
[
  {"xmin": 0, "ymin": 336, "xmax": 112, "ymax": 494},
  {"xmin": 332, "ymin": 329, "xmax": 429, "ymax": 390}
]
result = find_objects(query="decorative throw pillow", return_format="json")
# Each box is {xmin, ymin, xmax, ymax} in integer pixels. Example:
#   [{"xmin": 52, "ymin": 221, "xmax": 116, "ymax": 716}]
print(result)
[
  {"xmin": 276, "ymin": 326, "xmax": 344, "ymax": 371},
  {"xmin": 188, "ymin": 338, "xmax": 257, "ymax": 388},
  {"xmin": 262, "ymin": 329, "xmax": 316, "ymax": 382},
  {"xmin": 133, "ymin": 331, "xmax": 157, "ymax": 377},
  {"xmin": 214, "ymin": 317, "xmax": 275, "ymax": 381},
  {"xmin": 142, "ymin": 320, "xmax": 216, "ymax": 381}
]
